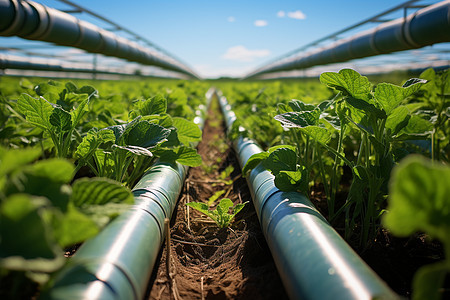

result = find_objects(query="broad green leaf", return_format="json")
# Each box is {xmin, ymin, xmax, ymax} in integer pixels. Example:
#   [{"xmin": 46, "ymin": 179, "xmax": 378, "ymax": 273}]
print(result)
[
  {"xmin": 274, "ymin": 111, "xmax": 320, "ymax": 128},
  {"xmin": 242, "ymin": 152, "xmax": 269, "ymax": 176},
  {"xmin": 17, "ymin": 94, "xmax": 53, "ymax": 130},
  {"xmin": 274, "ymin": 112, "xmax": 309, "ymax": 128},
  {"xmin": 288, "ymin": 99, "xmax": 316, "ymax": 112},
  {"xmin": 172, "ymin": 117, "xmax": 202, "ymax": 145},
  {"xmin": 301, "ymin": 126, "xmax": 332, "ymax": 145},
  {"xmin": 383, "ymin": 155, "xmax": 450, "ymax": 243},
  {"xmin": 35, "ymin": 81, "xmax": 65, "ymax": 97},
  {"xmin": 52, "ymin": 205, "xmax": 99, "ymax": 248},
  {"xmin": 3, "ymin": 159, "xmax": 73, "ymax": 212},
  {"xmin": 386, "ymin": 106, "xmax": 411, "ymax": 135},
  {"xmin": 174, "ymin": 147, "xmax": 202, "ymax": 166},
  {"xmin": 402, "ymin": 78, "xmax": 428, "ymax": 89},
  {"xmin": 80, "ymin": 202, "xmax": 132, "ymax": 228},
  {"xmin": 321, "ymin": 113, "xmax": 341, "ymax": 130},
  {"xmin": 217, "ymin": 198, "xmax": 234, "ymax": 215},
  {"xmin": 71, "ymin": 177, "xmax": 134, "ymax": 207},
  {"xmin": 317, "ymin": 100, "xmax": 333, "ymax": 111},
  {"xmin": 127, "ymin": 120, "xmax": 170, "ymax": 148},
  {"xmin": 63, "ymin": 92, "xmax": 89, "ymax": 108},
  {"xmin": 277, "ymin": 103, "xmax": 292, "ymax": 114},
  {"xmin": 49, "ymin": 106, "xmax": 72, "ymax": 132},
  {"xmin": 345, "ymin": 97, "xmax": 386, "ymax": 119},
  {"xmin": 25, "ymin": 158, "xmax": 74, "ymax": 184},
  {"xmin": 70, "ymin": 95, "xmax": 90, "ymax": 127},
  {"xmin": 142, "ymin": 114, "xmax": 173, "ymax": 127},
  {"xmin": 267, "ymin": 145, "xmax": 296, "ymax": 153},
  {"xmin": 107, "ymin": 117, "xmax": 142, "ymax": 145},
  {"xmin": 157, "ymin": 146, "xmax": 202, "ymax": 167},
  {"xmin": 320, "ymin": 69, "xmax": 371, "ymax": 101},
  {"xmin": 412, "ymin": 262, "xmax": 448, "ymax": 300},
  {"xmin": 78, "ymin": 85, "xmax": 97, "ymax": 96},
  {"xmin": 113, "ymin": 144, "xmax": 153, "ymax": 157},
  {"xmin": 0, "ymin": 146, "xmax": 41, "ymax": 178},
  {"xmin": 374, "ymin": 79, "xmax": 426, "ymax": 115},
  {"xmin": 232, "ymin": 202, "xmax": 248, "ymax": 216},
  {"xmin": 274, "ymin": 170, "xmax": 303, "ymax": 192},
  {"xmin": 186, "ymin": 202, "xmax": 217, "ymax": 222},
  {"xmin": 136, "ymin": 94, "xmax": 167, "ymax": 115},
  {"xmin": 393, "ymin": 133, "xmax": 431, "ymax": 141},
  {"xmin": 75, "ymin": 129, "xmax": 102, "ymax": 159},
  {"xmin": 65, "ymin": 81, "xmax": 78, "ymax": 93},
  {"xmin": 75, "ymin": 129, "xmax": 115, "ymax": 159},
  {"xmin": 159, "ymin": 128, "xmax": 180, "ymax": 147},
  {"xmin": 399, "ymin": 115, "xmax": 433, "ymax": 135},
  {"xmin": 266, "ymin": 147, "xmax": 297, "ymax": 174},
  {"xmin": 0, "ymin": 194, "xmax": 64, "ymax": 272}
]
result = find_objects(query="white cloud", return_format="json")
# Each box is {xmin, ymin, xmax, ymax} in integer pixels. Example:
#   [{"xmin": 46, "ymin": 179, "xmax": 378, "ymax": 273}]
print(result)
[
  {"xmin": 193, "ymin": 64, "xmax": 256, "ymax": 79},
  {"xmin": 287, "ymin": 10, "xmax": 306, "ymax": 20},
  {"xmin": 277, "ymin": 11, "xmax": 285, "ymax": 18},
  {"xmin": 254, "ymin": 20, "xmax": 268, "ymax": 27},
  {"xmin": 222, "ymin": 45, "xmax": 270, "ymax": 62},
  {"xmin": 227, "ymin": 16, "xmax": 235, "ymax": 22}
]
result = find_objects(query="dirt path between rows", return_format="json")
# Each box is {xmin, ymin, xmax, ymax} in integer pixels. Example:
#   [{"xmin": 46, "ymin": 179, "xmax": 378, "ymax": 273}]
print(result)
[{"xmin": 145, "ymin": 98, "xmax": 289, "ymax": 299}]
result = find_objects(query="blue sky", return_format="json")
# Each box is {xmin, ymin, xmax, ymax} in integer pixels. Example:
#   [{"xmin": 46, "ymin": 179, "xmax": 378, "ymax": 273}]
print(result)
[{"xmin": 2, "ymin": 0, "xmax": 448, "ymax": 78}]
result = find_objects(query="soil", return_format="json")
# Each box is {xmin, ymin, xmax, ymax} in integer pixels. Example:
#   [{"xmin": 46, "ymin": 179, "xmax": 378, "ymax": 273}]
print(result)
[{"xmin": 145, "ymin": 99, "xmax": 289, "ymax": 300}]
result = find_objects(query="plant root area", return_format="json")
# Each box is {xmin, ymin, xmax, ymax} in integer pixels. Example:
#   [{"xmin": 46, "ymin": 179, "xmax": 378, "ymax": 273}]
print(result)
[{"xmin": 145, "ymin": 99, "xmax": 289, "ymax": 300}]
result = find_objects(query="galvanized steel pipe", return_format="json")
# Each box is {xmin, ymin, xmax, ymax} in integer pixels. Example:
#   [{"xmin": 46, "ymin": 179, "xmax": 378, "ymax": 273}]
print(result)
[
  {"xmin": 0, "ymin": 0, "xmax": 198, "ymax": 78},
  {"xmin": 0, "ymin": 54, "xmax": 190, "ymax": 79},
  {"xmin": 246, "ymin": 0, "xmax": 450, "ymax": 78}
]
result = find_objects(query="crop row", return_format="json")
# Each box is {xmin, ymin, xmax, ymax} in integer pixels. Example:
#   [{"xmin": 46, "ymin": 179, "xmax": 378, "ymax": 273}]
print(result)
[
  {"xmin": 0, "ymin": 76, "xmax": 209, "ymax": 298},
  {"xmin": 1, "ymin": 68, "xmax": 449, "ymax": 299},
  {"xmin": 217, "ymin": 68, "xmax": 450, "ymax": 299}
]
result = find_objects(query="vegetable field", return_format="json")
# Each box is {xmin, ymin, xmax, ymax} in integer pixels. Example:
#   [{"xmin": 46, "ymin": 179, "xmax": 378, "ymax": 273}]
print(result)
[{"xmin": 1, "ymin": 0, "xmax": 450, "ymax": 299}]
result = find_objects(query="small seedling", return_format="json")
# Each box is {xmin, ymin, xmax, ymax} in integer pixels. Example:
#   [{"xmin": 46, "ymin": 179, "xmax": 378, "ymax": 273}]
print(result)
[{"xmin": 186, "ymin": 198, "xmax": 248, "ymax": 229}]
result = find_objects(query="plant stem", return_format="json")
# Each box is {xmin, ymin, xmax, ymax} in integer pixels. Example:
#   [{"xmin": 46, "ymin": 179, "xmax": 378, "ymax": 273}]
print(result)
[
  {"xmin": 364, "ymin": 133, "xmax": 370, "ymax": 168},
  {"xmin": 317, "ymin": 144, "xmax": 332, "ymax": 218},
  {"xmin": 431, "ymin": 128, "xmax": 436, "ymax": 161},
  {"xmin": 330, "ymin": 123, "xmax": 345, "ymax": 221},
  {"xmin": 292, "ymin": 129, "xmax": 303, "ymax": 165},
  {"xmin": 321, "ymin": 143, "xmax": 353, "ymax": 168}
]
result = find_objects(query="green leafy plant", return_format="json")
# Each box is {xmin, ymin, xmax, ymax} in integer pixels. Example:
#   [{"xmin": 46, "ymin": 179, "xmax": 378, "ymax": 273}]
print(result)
[
  {"xmin": 186, "ymin": 198, "xmax": 248, "ymax": 229},
  {"xmin": 319, "ymin": 69, "xmax": 429, "ymax": 245},
  {"xmin": 242, "ymin": 69, "xmax": 431, "ymax": 247},
  {"xmin": 412, "ymin": 68, "xmax": 449, "ymax": 162},
  {"xmin": 383, "ymin": 155, "xmax": 450, "ymax": 300},
  {"xmin": 76, "ymin": 95, "xmax": 202, "ymax": 186},
  {"xmin": 243, "ymin": 145, "xmax": 308, "ymax": 192},
  {"xmin": 0, "ymin": 146, "xmax": 133, "ymax": 294},
  {"xmin": 17, "ymin": 82, "xmax": 97, "ymax": 158}
]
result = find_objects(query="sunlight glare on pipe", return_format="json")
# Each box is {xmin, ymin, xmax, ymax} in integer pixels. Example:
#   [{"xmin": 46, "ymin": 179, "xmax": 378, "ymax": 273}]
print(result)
[
  {"xmin": 84, "ymin": 280, "xmax": 110, "ymax": 299},
  {"xmin": 303, "ymin": 214, "xmax": 371, "ymax": 300},
  {"xmin": 105, "ymin": 213, "xmax": 142, "ymax": 262}
]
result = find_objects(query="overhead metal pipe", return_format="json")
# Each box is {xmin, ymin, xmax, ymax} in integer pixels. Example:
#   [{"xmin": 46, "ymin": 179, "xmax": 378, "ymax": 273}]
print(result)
[
  {"xmin": 245, "ymin": 0, "xmax": 450, "ymax": 79},
  {"xmin": 217, "ymin": 91, "xmax": 398, "ymax": 300},
  {"xmin": 0, "ymin": 54, "xmax": 190, "ymax": 79},
  {"xmin": 0, "ymin": 0, "xmax": 199, "ymax": 78}
]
